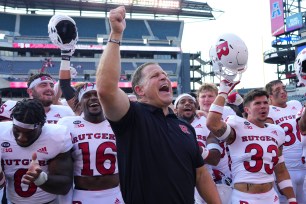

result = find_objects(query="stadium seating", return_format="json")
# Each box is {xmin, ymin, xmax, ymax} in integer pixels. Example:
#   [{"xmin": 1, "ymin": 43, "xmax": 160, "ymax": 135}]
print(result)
[
  {"xmin": 74, "ymin": 17, "xmax": 107, "ymax": 38},
  {"xmin": 0, "ymin": 11, "xmax": 184, "ymax": 100},
  {"xmin": 20, "ymin": 15, "xmax": 51, "ymax": 36},
  {"xmin": 147, "ymin": 20, "xmax": 182, "ymax": 40},
  {"xmin": 0, "ymin": 13, "xmax": 182, "ymax": 43},
  {"xmin": 124, "ymin": 19, "xmax": 150, "ymax": 39},
  {"xmin": 0, "ymin": 13, "xmax": 16, "ymax": 32}
]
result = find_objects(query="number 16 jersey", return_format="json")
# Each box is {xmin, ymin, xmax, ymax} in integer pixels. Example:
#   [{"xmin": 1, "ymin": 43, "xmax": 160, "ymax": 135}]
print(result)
[{"xmin": 57, "ymin": 116, "xmax": 118, "ymax": 176}]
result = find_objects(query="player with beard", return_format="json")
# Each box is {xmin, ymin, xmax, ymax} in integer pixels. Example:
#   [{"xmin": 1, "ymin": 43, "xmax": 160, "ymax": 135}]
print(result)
[
  {"xmin": 57, "ymin": 82, "xmax": 124, "ymax": 204},
  {"xmin": 174, "ymin": 93, "xmax": 231, "ymax": 204},
  {"xmin": 265, "ymin": 80, "xmax": 305, "ymax": 204},
  {"xmin": 27, "ymin": 73, "xmax": 74, "ymax": 124},
  {"xmin": 174, "ymin": 93, "xmax": 222, "ymax": 165},
  {"xmin": 0, "ymin": 99, "xmax": 73, "ymax": 204}
]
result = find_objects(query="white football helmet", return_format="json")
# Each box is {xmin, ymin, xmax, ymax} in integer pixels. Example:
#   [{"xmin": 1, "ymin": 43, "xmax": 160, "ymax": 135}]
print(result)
[
  {"xmin": 70, "ymin": 67, "xmax": 78, "ymax": 79},
  {"xmin": 294, "ymin": 48, "xmax": 306, "ymax": 86},
  {"xmin": 48, "ymin": 14, "xmax": 78, "ymax": 52},
  {"xmin": 210, "ymin": 33, "xmax": 248, "ymax": 82},
  {"xmin": 0, "ymin": 100, "xmax": 17, "ymax": 121}
]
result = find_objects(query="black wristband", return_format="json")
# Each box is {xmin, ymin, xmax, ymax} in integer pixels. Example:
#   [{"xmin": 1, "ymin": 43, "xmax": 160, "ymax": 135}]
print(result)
[
  {"xmin": 108, "ymin": 39, "xmax": 121, "ymax": 45},
  {"xmin": 61, "ymin": 55, "xmax": 71, "ymax": 61}
]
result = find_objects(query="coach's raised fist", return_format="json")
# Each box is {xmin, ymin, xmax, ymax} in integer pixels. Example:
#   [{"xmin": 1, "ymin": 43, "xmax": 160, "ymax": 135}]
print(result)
[{"xmin": 109, "ymin": 6, "xmax": 126, "ymax": 36}]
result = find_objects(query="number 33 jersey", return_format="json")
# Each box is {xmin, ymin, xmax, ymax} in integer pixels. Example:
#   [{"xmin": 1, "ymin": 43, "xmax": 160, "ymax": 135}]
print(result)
[
  {"xmin": 57, "ymin": 116, "xmax": 118, "ymax": 176},
  {"xmin": 226, "ymin": 115, "xmax": 285, "ymax": 184}
]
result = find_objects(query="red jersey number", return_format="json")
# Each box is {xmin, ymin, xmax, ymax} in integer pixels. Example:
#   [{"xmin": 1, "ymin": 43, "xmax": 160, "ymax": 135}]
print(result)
[
  {"xmin": 14, "ymin": 169, "xmax": 37, "ymax": 197},
  {"xmin": 243, "ymin": 143, "xmax": 278, "ymax": 174},
  {"xmin": 79, "ymin": 141, "xmax": 117, "ymax": 176},
  {"xmin": 280, "ymin": 123, "xmax": 296, "ymax": 146}
]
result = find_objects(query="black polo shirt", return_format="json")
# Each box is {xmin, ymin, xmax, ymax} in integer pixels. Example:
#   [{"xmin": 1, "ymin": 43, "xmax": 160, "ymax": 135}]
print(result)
[{"xmin": 108, "ymin": 102, "xmax": 204, "ymax": 204}]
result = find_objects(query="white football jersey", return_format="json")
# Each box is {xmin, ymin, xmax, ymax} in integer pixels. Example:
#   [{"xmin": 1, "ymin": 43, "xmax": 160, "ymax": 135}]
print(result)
[
  {"xmin": 191, "ymin": 116, "xmax": 209, "ymax": 148},
  {"xmin": 267, "ymin": 100, "xmax": 304, "ymax": 169},
  {"xmin": 57, "ymin": 116, "xmax": 118, "ymax": 176},
  {"xmin": 0, "ymin": 122, "xmax": 72, "ymax": 204},
  {"xmin": 226, "ymin": 115, "xmax": 285, "ymax": 184},
  {"xmin": 46, "ymin": 104, "xmax": 75, "ymax": 124},
  {"xmin": 222, "ymin": 106, "xmax": 236, "ymax": 121}
]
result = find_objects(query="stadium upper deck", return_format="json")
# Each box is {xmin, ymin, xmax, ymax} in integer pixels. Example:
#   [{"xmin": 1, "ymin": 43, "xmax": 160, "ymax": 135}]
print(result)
[{"xmin": 0, "ymin": 1, "xmax": 217, "ymax": 99}]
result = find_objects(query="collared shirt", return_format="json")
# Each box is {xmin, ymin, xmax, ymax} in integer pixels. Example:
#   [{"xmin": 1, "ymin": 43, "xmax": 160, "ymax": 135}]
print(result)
[{"xmin": 109, "ymin": 102, "xmax": 204, "ymax": 204}]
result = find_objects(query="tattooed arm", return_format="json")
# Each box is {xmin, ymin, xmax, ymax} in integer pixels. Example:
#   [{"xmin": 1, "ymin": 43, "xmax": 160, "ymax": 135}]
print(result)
[{"xmin": 206, "ymin": 95, "xmax": 235, "ymax": 144}]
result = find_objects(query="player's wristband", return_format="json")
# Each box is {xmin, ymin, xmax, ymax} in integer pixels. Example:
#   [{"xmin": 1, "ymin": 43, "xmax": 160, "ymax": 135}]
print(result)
[
  {"xmin": 218, "ymin": 93, "xmax": 228, "ymax": 100},
  {"xmin": 207, "ymin": 143, "xmax": 223, "ymax": 154},
  {"xmin": 288, "ymin": 197, "xmax": 297, "ymax": 203},
  {"xmin": 218, "ymin": 123, "xmax": 231, "ymax": 141},
  {"xmin": 278, "ymin": 179, "xmax": 293, "ymax": 190},
  {"xmin": 60, "ymin": 60, "xmax": 71, "ymax": 71},
  {"xmin": 201, "ymin": 147, "xmax": 209, "ymax": 159},
  {"xmin": 209, "ymin": 104, "xmax": 224, "ymax": 114},
  {"xmin": 34, "ymin": 171, "xmax": 48, "ymax": 186},
  {"xmin": 108, "ymin": 39, "xmax": 121, "ymax": 45}
]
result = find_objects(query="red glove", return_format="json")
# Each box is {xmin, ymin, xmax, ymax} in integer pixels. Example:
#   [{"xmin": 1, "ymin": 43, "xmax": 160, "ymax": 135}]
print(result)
[{"xmin": 227, "ymin": 92, "xmax": 243, "ymax": 106}]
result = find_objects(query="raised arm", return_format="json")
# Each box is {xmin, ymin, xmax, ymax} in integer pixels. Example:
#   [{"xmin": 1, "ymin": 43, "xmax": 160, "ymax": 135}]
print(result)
[
  {"xmin": 59, "ymin": 58, "xmax": 77, "ymax": 112},
  {"xmin": 206, "ymin": 80, "xmax": 239, "ymax": 143},
  {"xmin": 48, "ymin": 14, "xmax": 77, "ymax": 111},
  {"xmin": 96, "ymin": 6, "xmax": 130, "ymax": 121}
]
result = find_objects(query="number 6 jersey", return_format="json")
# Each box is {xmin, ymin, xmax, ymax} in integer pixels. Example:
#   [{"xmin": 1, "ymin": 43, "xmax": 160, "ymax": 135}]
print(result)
[
  {"xmin": 57, "ymin": 116, "xmax": 118, "ymax": 176},
  {"xmin": 0, "ymin": 121, "xmax": 72, "ymax": 204},
  {"xmin": 226, "ymin": 115, "xmax": 285, "ymax": 185}
]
